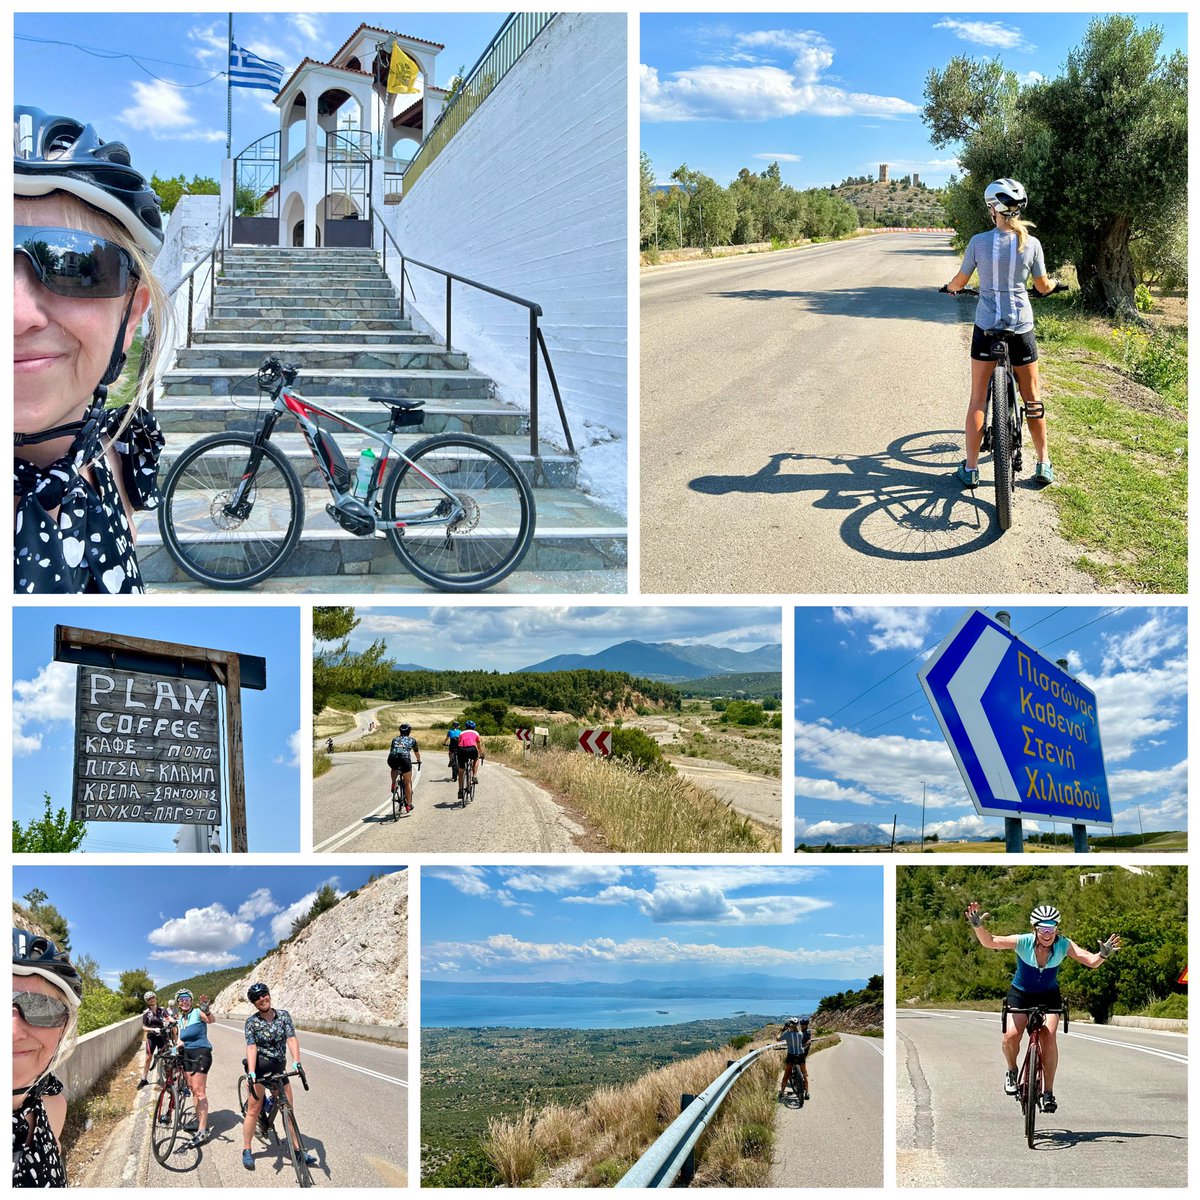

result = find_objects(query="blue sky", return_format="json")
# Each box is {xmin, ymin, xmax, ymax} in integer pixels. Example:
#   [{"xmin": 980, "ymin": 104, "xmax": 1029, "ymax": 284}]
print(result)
[
  {"xmin": 794, "ymin": 606, "xmax": 1187, "ymax": 842},
  {"xmin": 328, "ymin": 606, "xmax": 782, "ymax": 671},
  {"xmin": 422, "ymin": 865, "xmax": 882, "ymax": 984},
  {"xmin": 13, "ymin": 607, "xmax": 302, "ymax": 853},
  {"xmin": 15, "ymin": 12, "xmax": 506, "ymax": 181},
  {"xmin": 13, "ymin": 864, "xmax": 404, "ymax": 991},
  {"xmin": 641, "ymin": 13, "xmax": 1188, "ymax": 189}
]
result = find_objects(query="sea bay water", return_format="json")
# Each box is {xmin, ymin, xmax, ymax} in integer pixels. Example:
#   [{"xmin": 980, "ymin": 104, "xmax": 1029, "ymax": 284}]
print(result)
[{"xmin": 423, "ymin": 993, "xmax": 826, "ymax": 1029}]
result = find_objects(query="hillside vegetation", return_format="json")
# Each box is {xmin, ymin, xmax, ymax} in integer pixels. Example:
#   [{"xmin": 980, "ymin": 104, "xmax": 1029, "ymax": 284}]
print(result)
[
  {"xmin": 832, "ymin": 175, "xmax": 947, "ymax": 226},
  {"xmin": 897, "ymin": 865, "xmax": 1186, "ymax": 1021},
  {"xmin": 678, "ymin": 672, "xmax": 783, "ymax": 700}
]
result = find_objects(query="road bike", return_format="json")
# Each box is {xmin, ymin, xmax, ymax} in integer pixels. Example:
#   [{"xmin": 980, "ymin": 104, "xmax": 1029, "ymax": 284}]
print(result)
[
  {"xmin": 150, "ymin": 1044, "xmax": 194, "ymax": 1164},
  {"xmin": 238, "ymin": 1062, "xmax": 315, "ymax": 1187},
  {"xmin": 787, "ymin": 1059, "xmax": 806, "ymax": 1109},
  {"xmin": 158, "ymin": 356, "xmax": 536, "ymax": 592},
  {"xmin": 940, "ymin": 284, "xmax": 1068, "ymax": 531},
  {"xmin": 1002, "ymin": 1002, "xmax": 1068, "ymax": 1147},
  {"xmin": 457, "ymin": 754, "xmax": 478, "ymax": 807},
  {"xmin": 391, "ymin": 763, "xmax": 418, "ymax": 821}
]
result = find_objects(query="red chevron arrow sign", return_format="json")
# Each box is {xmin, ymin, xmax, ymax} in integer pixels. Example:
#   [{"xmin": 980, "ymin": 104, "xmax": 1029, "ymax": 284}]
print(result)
[
  {"xmin": 515, "ymin": 727, "xmax": 532, "ymax": 744},
  {"xmin": 579, "ymin": 729, "xmax": 611, "ymax": 756}
]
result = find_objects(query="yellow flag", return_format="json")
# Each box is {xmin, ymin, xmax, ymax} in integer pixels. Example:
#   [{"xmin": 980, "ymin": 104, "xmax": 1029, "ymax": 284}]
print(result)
[{"xmin": 387, "ymin": 44, "xmax": 420, "ymax": 94}]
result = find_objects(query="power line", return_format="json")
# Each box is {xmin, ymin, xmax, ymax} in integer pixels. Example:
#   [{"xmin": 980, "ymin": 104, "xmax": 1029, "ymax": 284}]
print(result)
[{"xmin": 16, "ymin": 35, "xmax": 226, "ymax": 87}]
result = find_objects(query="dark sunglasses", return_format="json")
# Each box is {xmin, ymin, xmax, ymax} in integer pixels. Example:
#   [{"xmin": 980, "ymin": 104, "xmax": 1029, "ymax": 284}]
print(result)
[
  {"xmin": 15, "ymin": 226, "xmax": 139, "ymax": 299},
  {"xmin": 13, "ymin": 990, "xmax": 71, "ymax": 1029}
]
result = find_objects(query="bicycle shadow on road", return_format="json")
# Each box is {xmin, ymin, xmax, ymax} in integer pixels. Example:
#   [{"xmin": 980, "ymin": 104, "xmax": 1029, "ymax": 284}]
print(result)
[
  {"xmin": 689, "ymin": 431, "xmax": 1005, "ymax": 562},
  {"xmin": 1028, "ymin": 1127, "xmax": 1187, "ymax": 1152},
  {"xmin": 708, "ymin": 285, "xmax": 965, "ymax": 324}
]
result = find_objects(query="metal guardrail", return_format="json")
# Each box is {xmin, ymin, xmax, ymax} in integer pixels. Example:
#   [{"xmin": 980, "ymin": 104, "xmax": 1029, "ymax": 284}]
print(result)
[
  {"xmin": 403, "ymin": 12, "xmax": 556, "ymax": 193},
  {"xmin": 616, "ymin": 1043, "xmax": 782, "ymax": 1188},
  {"xmin": 372, "ymin": 210, "xmax": 575, "ymax": 456}
]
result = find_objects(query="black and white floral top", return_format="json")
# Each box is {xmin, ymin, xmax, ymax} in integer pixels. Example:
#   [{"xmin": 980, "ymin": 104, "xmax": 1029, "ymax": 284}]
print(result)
[
  {"xmin": 14, "ymin": 401, "xmax": 164, "ymax": 595},
  {"xmin": 244, "ymin": 1007, "xmax": 297, "ymax": 1062},
  {"xmin": 12, "ymin": 1073, "xmax": 66, "ymax": 1188}
]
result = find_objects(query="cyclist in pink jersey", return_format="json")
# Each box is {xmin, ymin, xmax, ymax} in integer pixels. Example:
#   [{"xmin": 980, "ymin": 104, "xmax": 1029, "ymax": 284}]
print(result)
[{"xmin": 455, "ymin": 721, "xmax": 484, "ymax": 798}]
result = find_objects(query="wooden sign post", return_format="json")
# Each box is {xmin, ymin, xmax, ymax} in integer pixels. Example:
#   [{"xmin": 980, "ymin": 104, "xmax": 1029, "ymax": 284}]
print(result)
[{"xmin": 55, "ymin": 627, "xmax": 267, "ymax": 853}]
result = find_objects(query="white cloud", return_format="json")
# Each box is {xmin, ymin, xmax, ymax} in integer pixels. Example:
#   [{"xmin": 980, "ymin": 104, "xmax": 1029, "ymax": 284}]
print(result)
[
  {"xmin": 641, "ymin": 30, "xmax": 918, "ymax": 124},
  {"xmin": 1099, "ymin": 613, "xmax": 1186, "ymax": 673},
  {"xmin": 794, "ymin": 776, "xmax": 887, "ymax": 807},
  {"xmin": 1017, "ymin": 71, "xmax": 1045, "ymax": 87},
  {"xmin": 290, "ymin": 13, "xmax": 322, "ymax": 41},
  {"xmin": 147, "ymin": 903, "xmax": 254, "ymax": 966},
  {"xmin": 237, "ymin": 888, "xmax": 282, "ymax": 921},
  {"xmin": 831, "ymin": 606, "xmax": 942, "ymax": 652},
  {"xmin": 275, "ymin": 728, "xmax": 304, "ymax": 767},
  {"xmin": 119, "ymin": 80, "xmax": 225, "ymax": 142},
  {"xmin": 933, "ymin": 19, "xmax": 1033, "ymax": 52},
  {"xmin": 1080, "ymin": 656, "xmax": 1186, "ymax": 762},
  {"xmin": 503, "ymin": 867, "xmax": 629, "ymax": 893},
  {"xmin": 268, "ymin": 882, "xmax": 343, "ymax": 943},
  {"xmin": 754, "ymin": 153, "xmax": 801, "ymax": 162},
  {"xmin": 187, "ymin": 21, "xmax": 227, "ymax": 66},
  {"xmin": 13, "ymin": 660, "xmax": 75, "ymax": 755}
]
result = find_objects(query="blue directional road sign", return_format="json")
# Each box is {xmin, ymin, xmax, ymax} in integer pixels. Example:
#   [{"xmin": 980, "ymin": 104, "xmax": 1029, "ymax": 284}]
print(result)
[{"xmin": 919, "ymin": 610, "xmax": 1112, "ymax": 826}]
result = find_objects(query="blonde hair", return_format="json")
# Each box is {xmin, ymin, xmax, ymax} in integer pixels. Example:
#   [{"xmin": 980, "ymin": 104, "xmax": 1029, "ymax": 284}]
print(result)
[
  {"xmin": 994, "ymin": 207, "xmax": 1037, "ymax": 254},
  {"xmin": 16, "ymin": 192, "xmax": 173, "ymax": 441}
]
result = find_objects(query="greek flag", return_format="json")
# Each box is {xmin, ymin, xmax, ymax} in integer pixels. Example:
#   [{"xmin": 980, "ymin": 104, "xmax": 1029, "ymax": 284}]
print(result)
[{"xmin": 229, "ymin": 44, "xmax": 284, "ymax": 92}]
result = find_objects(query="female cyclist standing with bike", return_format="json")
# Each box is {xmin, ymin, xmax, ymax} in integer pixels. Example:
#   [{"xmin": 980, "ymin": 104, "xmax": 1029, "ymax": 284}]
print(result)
[
  {"xmin": 14, "ymin": 105, "xmax": 170, "ymax": 593},
  {"xmin": 943, "ymin": 179, "xmax": 1060, "ymax": 491},
  {"xmin": 965, "ymin": 902, "xmax": 1119, "ymax": 1114}
]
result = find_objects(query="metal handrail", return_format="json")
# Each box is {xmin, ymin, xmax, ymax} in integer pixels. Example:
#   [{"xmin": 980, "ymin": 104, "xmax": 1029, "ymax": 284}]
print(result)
[
  {"xmin": 371, "ymin": 210, "xmax": 574, "ymax": 456},
  {"xmin": 616, "ymin": 1043, "xmax": 781, "ymax": 1188}
]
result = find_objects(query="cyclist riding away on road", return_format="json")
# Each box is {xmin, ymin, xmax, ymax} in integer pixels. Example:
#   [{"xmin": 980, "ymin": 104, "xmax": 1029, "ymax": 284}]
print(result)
[
  {"xmin": 966, "ymin": 901, "xmax": 1120, "ymax": 1114},
  {"xmin": 456, "ymin": 720, "xmax": 484, "ymax": 798},
  {"xmin": 943, "ymin": 179, "xmax": 1060, "ymax": 491},
  {"xmin": 241, "ymin": 982, "xmax": 316, "ymax": 1171},
  {"xmin": 387, "ymin": 724, "xmax": 421, "ymax": 811},
  {"xmin": 444, "ymin": 722, "xmax": 462, "ymax": 780},
  {"xmin": 778, "ymin": 1015, "xmax": 812, "ymax": 1101}
]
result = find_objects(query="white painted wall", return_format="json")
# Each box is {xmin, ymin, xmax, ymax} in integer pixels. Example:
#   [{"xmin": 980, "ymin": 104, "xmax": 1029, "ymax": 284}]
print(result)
[
  {"xmin": 154, "ymin": 193, "xmax": 223, "ymax": 357},
  {"xmin": 378, "ymin": 13, "xmax": 627, "ymax": 510}
]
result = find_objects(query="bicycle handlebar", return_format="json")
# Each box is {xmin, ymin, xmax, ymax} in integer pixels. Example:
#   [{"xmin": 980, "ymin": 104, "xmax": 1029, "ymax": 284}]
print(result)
[
  {"xmin": 254, "ymin": 1065, "xmax": 310, "ymax": 1092},
  {"xmin": 1001, "ymin": 1003, "xmax": 1069, "ymax": 1034},
  {"xmin": 939, "ymin": 284, "xmax": 1069, "ymax": 298}
]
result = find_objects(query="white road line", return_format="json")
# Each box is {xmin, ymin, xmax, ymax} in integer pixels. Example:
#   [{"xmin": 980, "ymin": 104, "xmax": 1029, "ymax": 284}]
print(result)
[
  {"xmin": 301, "ymin": 1048, "xmax": 409, "ymax": 1087},
  {"xmin": 314, "ymin": 766, "xmax": 422, "ymax": 853},
  {"xmin": 1066, "ymin": 1031, "xmax": 1188, "ymax": 1065}
]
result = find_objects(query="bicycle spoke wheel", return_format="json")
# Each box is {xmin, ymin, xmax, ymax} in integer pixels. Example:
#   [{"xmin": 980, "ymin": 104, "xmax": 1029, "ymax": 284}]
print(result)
[
  {"xmin": 280, "ymin": 1107, "xmax": 314, "ymax": 1187},
  {"xmin": 1025, "ymin": 1041, "xmax": 1039, "ymax": 1147},
  {"xmin": 158, "ymin": 432, "xmax": 304, "ymax": 588},
  {"xmin": 794, "ymin": 1067, "xmax": 804, "ymax": 1108},
  {"xmin": 990, "ymin": 365, "xmax": 1014, "ymax": 531},
  {"xmin": 151, "ymin": 1084, "xmax": 180, "ymax": 1164},
  {"xmin": 382, "ymin": 433, "xmax": 536, "ymax": 591}
]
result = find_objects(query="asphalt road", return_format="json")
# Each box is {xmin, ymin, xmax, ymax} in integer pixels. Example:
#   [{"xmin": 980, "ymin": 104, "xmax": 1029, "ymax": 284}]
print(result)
[
  {"xmin": 896, "ymin": 1008, "xmax": 1187, "ymax": 1187},
  {"xmin": 313, "ymin": 750, "xmax": 585, "ymax": 853},
  {"xmin": 770, "ymin": 1033, "xmax": 884, "ymax": 1187},
  {"xmin": 90, "ymin": 1022, "xmax": 407, "ymax": 1188},
  {"xmin": 641, "ymin": 235, "xmax": 1097, "ymax": 594}
]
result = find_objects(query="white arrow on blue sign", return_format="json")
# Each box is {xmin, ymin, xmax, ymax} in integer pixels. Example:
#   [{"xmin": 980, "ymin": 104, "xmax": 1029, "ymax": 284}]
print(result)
[{"xmin": 918, "ymin": 609, "xmax": 1112, "ymax": 826}]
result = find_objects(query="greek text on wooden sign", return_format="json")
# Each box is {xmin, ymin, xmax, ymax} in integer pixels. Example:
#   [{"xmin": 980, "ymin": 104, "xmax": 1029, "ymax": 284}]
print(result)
[{"xmin": 73, "ymin": 666, "xmax": 222, "ymax": 825}]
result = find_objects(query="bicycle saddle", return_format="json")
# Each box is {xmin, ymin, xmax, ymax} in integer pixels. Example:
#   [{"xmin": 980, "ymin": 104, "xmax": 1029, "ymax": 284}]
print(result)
[{"xmin": 367, "ymin": 396, "xmax": 425, "ymax": 410}]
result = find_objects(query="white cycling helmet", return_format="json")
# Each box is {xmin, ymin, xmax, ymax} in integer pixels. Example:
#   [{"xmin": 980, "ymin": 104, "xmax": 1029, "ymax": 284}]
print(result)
[
  {"xmin": 984, "ymin": 178, "xmax": 1028, "ymax": 216},
  {"xmin": 1030, "ymin": 904, "xmax": 1061, "ymax": 927}
]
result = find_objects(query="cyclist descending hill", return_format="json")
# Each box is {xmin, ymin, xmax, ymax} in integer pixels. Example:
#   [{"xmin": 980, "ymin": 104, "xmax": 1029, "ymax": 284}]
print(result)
[
  {"xmin": 387, "ymin": 724, "xmax": 422, "ymax": 811},
  {"xmin": 455, "ymin": 721, "xmax": 484, "ymax": 800},
  {"xmin": 942, "ymin": 179, "xmax": 1061, "ymax": 490},
  {"xmin": 966, "ymin": 902, "xmax": 1120, "ymax": 1113}
]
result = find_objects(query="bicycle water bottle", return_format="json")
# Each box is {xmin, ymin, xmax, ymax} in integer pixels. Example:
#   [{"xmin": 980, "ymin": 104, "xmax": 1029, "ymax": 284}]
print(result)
[{"xmin": 353, "ymin": 447, "xmax": 378, "ymax": 499}]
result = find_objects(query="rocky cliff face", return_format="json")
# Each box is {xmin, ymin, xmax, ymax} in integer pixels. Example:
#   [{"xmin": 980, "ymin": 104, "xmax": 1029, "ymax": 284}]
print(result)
[
  {"xmin": 813, "ymin": 1002, "xmax": 883, "ymax": 1035},
  {"xmin": 213, "ymin": 871, "xmax": 407, "ymax": 1026}
]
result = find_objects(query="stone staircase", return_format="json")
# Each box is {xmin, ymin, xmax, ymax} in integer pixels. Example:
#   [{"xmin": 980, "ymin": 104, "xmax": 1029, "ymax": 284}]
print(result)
[{"xmin": 136, "ymin": 247, "xmax": 626, "ymax": 592}]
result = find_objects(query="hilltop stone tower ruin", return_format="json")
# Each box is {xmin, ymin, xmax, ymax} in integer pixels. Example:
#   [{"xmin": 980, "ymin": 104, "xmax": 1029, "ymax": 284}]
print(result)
[{"xmin": 878, "ymin": 163, "xmax": 889, "ymax": 183}]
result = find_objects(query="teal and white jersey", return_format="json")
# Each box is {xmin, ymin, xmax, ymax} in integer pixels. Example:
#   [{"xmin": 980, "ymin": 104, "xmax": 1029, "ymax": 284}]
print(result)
[{"xmin": 1012, "ymin": 931, "xmax": 1068, "ymax": 992}]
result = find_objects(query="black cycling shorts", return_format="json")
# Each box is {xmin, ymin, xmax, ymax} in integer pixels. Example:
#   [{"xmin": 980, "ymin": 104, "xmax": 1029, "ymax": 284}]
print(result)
[
  {"xmin": 145, "ymin": 1031, "xmax": 169, "ymax": 1051},
  {"xmin": 1004, "ymin": 985, "xmax": 1063, "ymax": 1014},
  {"xmin": 971, "ymin": 326, "xmax": 1038, "ymax": 365},
  {"xmin": 388, "ymin": 755, "xmax": 413, "ymax": 773},
  {"xmin": 180, "ymin": 1047, "xmax": 212, "ymax": 1074},
  {"xmin": 457, "ymin": 746, "xmax": 479, "ymax": 764},
  {"xmin": 247, "ymin": 1054, "xmax": 287, "ymax": 1094},
  {"xmin": 785, "ymin": 1052, "xmax": 807, "ymax": 1065}
]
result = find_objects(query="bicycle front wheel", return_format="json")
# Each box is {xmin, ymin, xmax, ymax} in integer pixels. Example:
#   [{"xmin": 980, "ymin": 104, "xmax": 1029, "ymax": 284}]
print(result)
[
  {"xmin": 382, "ymin": 434, "xmax": 536, "ymax": 592},
  {"xmin": 1024, "ymin": 1040, "xmax": 1039, "ymax": 1147},
  {"xmin": 281, "ymin": 1107, "xmax": 314, "ymax": 1187},
  {"xmin": 151, "ymin": 1084, "xmax": 181, "ymax": 1163},
  {"xmin": 158, "ymin": 432, "xmax": 305, "ymax": 588},
  {"xmin": 990, "ymin": 365, "xmax": 1014, "ymax": 531}
]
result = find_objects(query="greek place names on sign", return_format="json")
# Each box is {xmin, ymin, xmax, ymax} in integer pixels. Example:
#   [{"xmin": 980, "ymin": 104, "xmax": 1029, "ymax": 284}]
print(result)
[{"xmin": 72, "ymin": 666, "xmax": 222, "ymax": 825}]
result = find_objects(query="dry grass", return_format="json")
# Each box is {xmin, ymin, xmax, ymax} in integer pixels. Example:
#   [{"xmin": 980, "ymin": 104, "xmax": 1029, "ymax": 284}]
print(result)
[
  {"xmin": 482, "ymin": 1040, "xmax": 785, "ymax": 1187},
  {"xmin": 490, "ymin": 742, "xmax": 774, "ymax": 853}
]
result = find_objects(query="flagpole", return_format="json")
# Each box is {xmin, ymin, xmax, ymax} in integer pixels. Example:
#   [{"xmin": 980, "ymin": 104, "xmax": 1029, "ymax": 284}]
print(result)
[{"xmin": 226, "ymin": 12, "xmax": 233, "ymax": 159}]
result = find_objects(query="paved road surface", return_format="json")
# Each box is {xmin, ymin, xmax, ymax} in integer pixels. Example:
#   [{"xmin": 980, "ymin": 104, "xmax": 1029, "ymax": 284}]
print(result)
[
  {"xmin": 641, "ymin": 235, "xmax": 1097, "ymax": 594},
  {"xmin": 770, "ymin": 1033, "xmax": 884, "ymax": 1187},
  {"xmin": 896, "ymin": 1008, "xmax": 1187, "ymax": 1187},
  {"xmin": 313, "ymin": 751, "xmax": 584, "ymax": 853},
  {"xmin": 85, "ymin": 1022, "xmax": 407, "ymax": 1188},
  {"xmin": 318, "ymin": 704, "xmax": 389, "ymax": 750},
  {"xmin": 671, "ymin": 756, "xmax": 781, "ymax": 831}
]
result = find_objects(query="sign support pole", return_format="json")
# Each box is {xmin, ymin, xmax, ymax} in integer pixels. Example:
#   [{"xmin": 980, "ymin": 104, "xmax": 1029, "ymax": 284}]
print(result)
[
  {"xmin": 993, "ymin": 611, "xmax": 1025, "ymax": 855},
  {"xmin": 214, "ymin": 657, "xmax": 248, "ymax": 853},
  {"xmin": 1056, "ymin": 656, "xmax": 1089, "ymax": 854}
]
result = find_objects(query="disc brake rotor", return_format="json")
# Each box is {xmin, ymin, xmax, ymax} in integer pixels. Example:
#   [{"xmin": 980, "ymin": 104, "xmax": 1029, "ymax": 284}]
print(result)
[
  {"xmin": 447, "ymin": 494, "xmax": 480, "ymax": 534},
  {"xmin": 209, "ymin": 490, "xmax": 246, "ymax": 531}
]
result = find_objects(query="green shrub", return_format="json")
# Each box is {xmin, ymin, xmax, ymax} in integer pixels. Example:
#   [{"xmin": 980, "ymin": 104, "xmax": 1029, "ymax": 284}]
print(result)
[
  {"xmin": 643, "ymin": 246, "xmax": 661, "ymax": 265},
  {"xmin": 586, "ymin": 1157, "xmax": 630, "ymax": 1187},
  {"xmin": 1112, "ymin": 325, "xmax": 1187, "ymax": 398},
  {"xmin": 1134, "ymin": 283, "xmax": 1154, "ymax": 312},
  {"xmin": 423, "ymin": 1146, "xmax": 503, "ymax": 1188},
  {"xmin": 77, "ymin": 988, "xmax": 133, "ymax": 1035},
  {"xmin": 1147, "ymin": 992, "xmax": 1187, "ymax": 1019},
  {"xmin": 609, "ymin": 727, "xmax": 670, "ymax": 772},
  {"xmin": 722, "ymin": 700, "xmax": 766, "ymax": 727}
]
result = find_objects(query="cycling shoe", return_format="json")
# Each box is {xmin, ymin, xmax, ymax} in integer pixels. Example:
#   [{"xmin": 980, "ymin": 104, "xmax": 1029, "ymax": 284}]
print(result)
[
  {"xmin": 955, "ymin": 461, "xmax": 980, "ymax": 489},
  {"xmin": 1041, "ymin": 1092, "xmax": 1057, "ymax": 1113},
  {"xmin": 1034, "ymin": 461, "xmax": 1055, "ymax": 486},
  {"xmin": 1004, "ymin": 1069, "xmax": 1018, "ymax": 1095}
]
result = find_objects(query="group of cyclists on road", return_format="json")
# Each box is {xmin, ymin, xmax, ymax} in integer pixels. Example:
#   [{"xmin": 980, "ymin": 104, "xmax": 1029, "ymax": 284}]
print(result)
[{"xmin": 384, "ymin": 720, "xmax": 486, "ymax": 810}]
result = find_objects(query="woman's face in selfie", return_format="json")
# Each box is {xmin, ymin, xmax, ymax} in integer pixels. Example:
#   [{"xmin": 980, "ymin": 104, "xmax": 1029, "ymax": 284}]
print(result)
[{"xmin": 12, "ymin": 973, "xmax": 65, "ymax": 1090}]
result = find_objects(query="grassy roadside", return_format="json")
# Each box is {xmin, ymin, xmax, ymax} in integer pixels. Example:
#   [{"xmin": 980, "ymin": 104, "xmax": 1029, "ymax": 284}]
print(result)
[
  {"xmin": 60, "ymin": 1038, "xmax": 144, "ymax": 1185},
  {"xmin": 489, "ymin": 740, "xmax": 775, "ymax": 853},
  {"xmin": 1032, "ymin": 293, "xmax": 1186, "ymax": 592}
]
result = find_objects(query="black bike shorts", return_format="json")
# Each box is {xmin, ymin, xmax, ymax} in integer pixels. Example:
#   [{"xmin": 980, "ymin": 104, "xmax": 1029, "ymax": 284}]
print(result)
[
  {"xmin": 785, "ymin": 1053, "xmax": 807, "ymax": 1065},
  {"xmin": 387, "ymin": 755, "xmax": 413, "ymax": 773},
  {"xmin": 457, "ymin": 746, "xmax": 479, "ymax": 764},
  {"xmin": 1004, "ymin": 985, "xmax": 1063, "ymax": 1014},
  {"xmin": 180, "ymin": 1047, "xmax": 213, "ymax": 1074},
  {"xmin": 972, "ymin": 326, "xmax": 1038, "ymax": 365}
]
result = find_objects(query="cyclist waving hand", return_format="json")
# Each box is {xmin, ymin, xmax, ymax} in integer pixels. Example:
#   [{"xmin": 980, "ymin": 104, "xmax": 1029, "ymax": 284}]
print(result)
[
  {"xmin": 966, "ymin": 901, "xmax": 1119, "ymax": 1113},
  {"xmin": 943, "ymin": 179, "xmax": 1060, "ymax": 490}
]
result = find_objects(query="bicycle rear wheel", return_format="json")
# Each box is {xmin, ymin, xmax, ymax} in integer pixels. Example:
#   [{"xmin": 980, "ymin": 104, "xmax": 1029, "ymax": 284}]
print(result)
[
  {"xmin": 990, "ymin": 365, "xmax": 1014, "ymax": 531},
  {"xmin": 158, "ymin": 432, "xmax": 305, "ymax": 588},
  {"xmin": 151, "ymin": 1083, "xmax": 181, "ymax": 1163},
  {"xmin": 1024, "ymin": 1039, "xmax": 1039, "ymax": 1147},
  {"xmin": 793, "ymin": 1065, "xmax": 805, "ymax": 1109},
  {"xmin": 281, "ymin": 1107, "xmax": 314, "ymax": 1187},
  {"xmin": 382, "ymin": 433, "xmax": 536, "ymax": 592}
]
